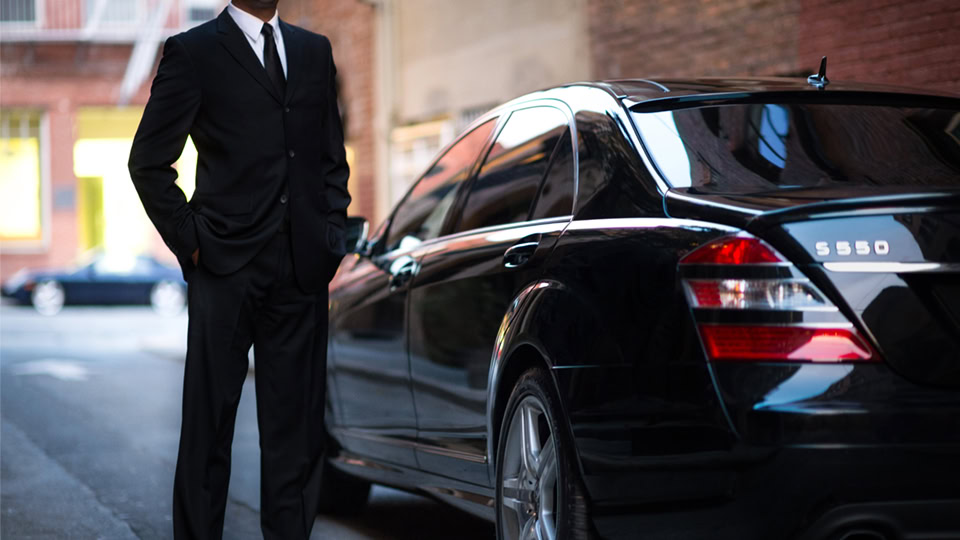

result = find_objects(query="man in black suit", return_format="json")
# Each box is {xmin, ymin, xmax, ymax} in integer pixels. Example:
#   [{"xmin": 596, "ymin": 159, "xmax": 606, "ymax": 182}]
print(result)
[{"xmin": 128, "ymin": 0, "xmax": 350, "ymax": 537}]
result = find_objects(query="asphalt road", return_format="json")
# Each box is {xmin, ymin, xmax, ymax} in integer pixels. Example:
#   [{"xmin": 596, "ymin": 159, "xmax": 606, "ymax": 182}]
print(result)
[{"xmin": 0, "ymin": 303, "xmax": 495, "ymax": 539}]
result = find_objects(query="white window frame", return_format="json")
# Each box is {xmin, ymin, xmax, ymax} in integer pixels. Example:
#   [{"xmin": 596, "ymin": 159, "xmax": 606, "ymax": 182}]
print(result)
[
  {"xmin": 0, "ymin": 0, "xmax": 43, "ymax": 29},
  {"xmin": 0, "ymin": 109, "xmax": 51, "ymax": 253}
]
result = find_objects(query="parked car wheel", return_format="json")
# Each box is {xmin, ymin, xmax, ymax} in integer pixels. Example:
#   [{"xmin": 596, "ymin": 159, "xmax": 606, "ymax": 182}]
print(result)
[
  {"xmin": 150, "ymin": 280, "xmax": 186, "ymax": 316},
  {"xmin": 316, "ymin": 460, "xmax": 372, "ymax": 516},
  {"xmin": 496, "ymin": 368, "xmax": 591, "ymax": 540},
  {"xmin": 31, "ymin": 280, "xmax": 65, "ymax": 316}
]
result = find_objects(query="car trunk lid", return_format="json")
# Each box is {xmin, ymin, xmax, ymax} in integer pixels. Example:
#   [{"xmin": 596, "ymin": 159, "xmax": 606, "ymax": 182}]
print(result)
[{"xmin": 667, "ymin": 187, "xmax": 960, "ymax": 388}]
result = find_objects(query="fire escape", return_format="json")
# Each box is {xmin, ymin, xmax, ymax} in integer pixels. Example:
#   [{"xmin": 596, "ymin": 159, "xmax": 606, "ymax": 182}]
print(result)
[{"xmin": 0, "ymin": 0, "xmax": 223, "ymax": 103}]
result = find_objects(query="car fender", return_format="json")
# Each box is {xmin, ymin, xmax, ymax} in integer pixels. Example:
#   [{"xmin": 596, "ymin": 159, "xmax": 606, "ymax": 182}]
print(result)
[{"xmin": 484, "ymin": 278, "xmax": 626, "ymax": 479}]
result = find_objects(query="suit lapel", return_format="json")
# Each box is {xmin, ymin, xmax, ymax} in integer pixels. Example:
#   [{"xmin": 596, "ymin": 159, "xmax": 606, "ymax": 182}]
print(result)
[
  {"xmin": 279, "ymin": 20, "xmax": 302, "ymax": 105},
  {"xmin": 216, "ymin": 9, "xmax": 283, "ymax": 104}
]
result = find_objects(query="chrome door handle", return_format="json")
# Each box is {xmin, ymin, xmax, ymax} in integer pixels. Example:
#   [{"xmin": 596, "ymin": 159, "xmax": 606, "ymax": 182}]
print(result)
[
  {"xmin": 503, "ymin": 241, "xmax": 540, "ymax": 268},
  {"xmin": 389, "ymin": 259, "xmax": 417, "ymax": 289}
]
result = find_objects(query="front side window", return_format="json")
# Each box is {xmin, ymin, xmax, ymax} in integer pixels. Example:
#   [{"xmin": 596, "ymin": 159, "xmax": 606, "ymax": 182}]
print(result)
[
  {"xmin": 455, "ymin": 106, "xmax": 568, "ymax": 233},
  {"xmin": 385, "ymin": 119, "xmax": 497, "ymax": 252}
]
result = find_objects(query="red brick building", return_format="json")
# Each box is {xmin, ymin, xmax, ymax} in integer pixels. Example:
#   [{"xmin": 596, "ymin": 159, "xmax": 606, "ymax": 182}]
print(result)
[
  {"xmin": 587, "ymin": 0, "xmax": 960, "ymax": 92},
  {"xmin": 1, "ymin": 0, "xmax": 219, "ymax": 280},
  {"xmin": 0, "ymin": 0, "xmax": 379, "ymax": 281}
]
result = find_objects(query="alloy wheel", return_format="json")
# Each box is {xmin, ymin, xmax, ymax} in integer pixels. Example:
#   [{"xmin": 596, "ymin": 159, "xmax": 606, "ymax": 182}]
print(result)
[
  {"xmin": 31, "ymin": 280, "xmax": 65, "ymax": 316},
  {"xmin": 500, "ymin": 395, "xmax": 559, "ymax": 540},
  {"xmin": 150, "ymin": 280, "xmax": 186, "ymax": 316}
]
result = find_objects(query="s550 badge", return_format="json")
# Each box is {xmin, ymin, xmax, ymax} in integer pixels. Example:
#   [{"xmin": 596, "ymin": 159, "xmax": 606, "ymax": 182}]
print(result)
[{"xmin": 816, "ymin": 240, "xmax": 890, "ymax": 257}]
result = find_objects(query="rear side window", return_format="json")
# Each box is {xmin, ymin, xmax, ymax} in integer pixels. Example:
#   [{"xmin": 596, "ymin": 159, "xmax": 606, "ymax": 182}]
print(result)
[
  {"xmin": 531, "ymin": 128, "xmax": 575, "ymax": 220},
  {"xmin": 455, "ymin": 106, "xmax": 568, "ymax": 233},
  {"xmin": 575, "ymin": 110, "xmax": 662, "ymax": 218},
  {"xmin": 385, "ymin": 119, "xmax": 497, "ymax": 252}
]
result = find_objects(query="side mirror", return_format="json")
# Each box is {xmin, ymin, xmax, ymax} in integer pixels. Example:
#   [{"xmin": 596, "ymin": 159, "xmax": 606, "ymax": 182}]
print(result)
[{"xmin": 345, "ymin": 216, "xmax": 370, "ymax": 255}]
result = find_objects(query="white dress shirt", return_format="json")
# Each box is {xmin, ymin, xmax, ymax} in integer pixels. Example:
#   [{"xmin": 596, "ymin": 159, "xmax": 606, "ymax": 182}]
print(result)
[{"xmin": 226, "ymin": 1, "xmax": 288, "ymax": 78}]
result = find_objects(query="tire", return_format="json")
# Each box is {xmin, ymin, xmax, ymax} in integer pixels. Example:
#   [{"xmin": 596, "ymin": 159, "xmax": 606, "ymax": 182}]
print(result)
[
  {"xmin": 31, "ymin": 280, "xmax": 65, "ymax": 316},
  {"xmin": 496, "ymin": 367, "xmax": 592, "ymax": 540},
  {"xmin": 150, "ymin": 280, "xmax": 186, "ymax": 316},
  {"xmin": 316, "ymin": 459, "xmax": 372, "ymax": 516}
]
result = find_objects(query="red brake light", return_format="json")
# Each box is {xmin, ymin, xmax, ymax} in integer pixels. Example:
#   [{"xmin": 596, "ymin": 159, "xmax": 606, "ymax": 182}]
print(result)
[
  {"xmin": 682, "ymin": 233, "xmax": 880, "ymax": 364},
  {"xmin": 698, "ymin": 325, "xmax": 874, "ymax": 362},
  {"xmin": 680, "ymin": 236, "xmax": 784, "ymax": 265}
]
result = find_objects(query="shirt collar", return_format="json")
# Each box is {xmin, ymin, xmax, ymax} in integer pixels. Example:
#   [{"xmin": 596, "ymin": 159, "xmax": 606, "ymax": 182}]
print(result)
[{"xmin": 227, "ymin": 1, "xmax": 280, "ymax": 41}]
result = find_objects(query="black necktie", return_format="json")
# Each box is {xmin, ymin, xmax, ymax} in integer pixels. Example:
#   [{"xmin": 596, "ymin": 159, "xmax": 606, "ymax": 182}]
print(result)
[{"xmin": 261, "ymin": 23, "xmax": 286, "ymax": 97}]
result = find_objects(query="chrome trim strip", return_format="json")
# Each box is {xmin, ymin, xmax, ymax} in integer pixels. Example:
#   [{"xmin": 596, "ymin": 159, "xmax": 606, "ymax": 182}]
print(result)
[
  {"xmin": 385, "ymin": 216, "xmax": 573, "ymax": 257},
  {"xmin": 566, "ymin": 217, "xmax": 739, "ymax": 232},
  {"xmin": 665, "ymin": 190, "xmax": 765, "ymax": 216},
  {"xmin": 698, "ymin": 322, "xmax": 855, "ymax": 329},
  {"xmin": 334, "ymin": 427, "xmax": 488, "ymax": 464},
  {"xmin": 552, "ymin": 363, "xmax": 631, "ymax": 370},
  {"xmin": 823, "ymin": 262, "xmax": 959, "ymax": 273},
  {"xmin": 333, "ymin": 427, "xmax": 418, "ymax": 449},
  {"xmin": 416, "ymin": 444, "xmax": 488, "ymax": 464}
]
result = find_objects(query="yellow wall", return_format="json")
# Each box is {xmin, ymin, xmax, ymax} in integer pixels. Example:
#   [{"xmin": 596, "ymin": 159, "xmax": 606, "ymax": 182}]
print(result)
[
  {"xmin": 0, "ymin": 138, "xmax": 42, "ymax": 241},
  {"xmin": 74, "ymin": 107, "xmax": 196, "ymax": 258}
]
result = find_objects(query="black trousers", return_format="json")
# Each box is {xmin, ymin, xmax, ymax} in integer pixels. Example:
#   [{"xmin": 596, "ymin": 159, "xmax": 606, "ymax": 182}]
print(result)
[{"xmin": 173, "ymin": 228, "xmax": 327, "ymax": 540}]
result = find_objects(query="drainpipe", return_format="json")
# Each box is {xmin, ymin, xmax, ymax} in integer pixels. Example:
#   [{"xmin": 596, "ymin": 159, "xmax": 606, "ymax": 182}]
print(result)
[{"xmin": 358, "ymin": 0, "xmax": 397, "ymax": 224}]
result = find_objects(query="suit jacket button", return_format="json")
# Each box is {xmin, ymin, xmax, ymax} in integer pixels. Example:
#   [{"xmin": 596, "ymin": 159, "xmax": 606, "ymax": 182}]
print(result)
[
  {"xmin": 280, "ymin": 194, "xmax": 289, "ymax": 204},
  {"xmin": 288, "ymin": 150, "xmax": 295, "ymax": 158},
  {"xmin": 284, "ymin": 107, "xmax": 291, "ymax": 113}
]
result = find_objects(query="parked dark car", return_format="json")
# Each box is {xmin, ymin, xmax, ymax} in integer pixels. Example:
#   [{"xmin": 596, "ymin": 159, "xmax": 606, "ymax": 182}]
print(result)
[
  {"xmin": 319, "ymin": 77, "xmax": 960, "ymax": 540},
  {"xmin": 1, "ymin": 252, "xmax": 187, "ymax": 316}
]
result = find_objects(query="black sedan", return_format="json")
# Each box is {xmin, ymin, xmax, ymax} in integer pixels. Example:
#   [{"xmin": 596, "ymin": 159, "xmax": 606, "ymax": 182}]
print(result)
[
  {"xmin": 320, "ymin": 76, "xmax": 960, "ymax": 540},
  {"xmin": 2, "ymin": 252, "xmax": 187, "ymax": 316}
]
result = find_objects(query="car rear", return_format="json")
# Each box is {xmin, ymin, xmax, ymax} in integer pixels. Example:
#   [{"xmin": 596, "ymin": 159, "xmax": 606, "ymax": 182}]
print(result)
[{"xmin": 631, "ymin": 90, "xmax": 960, "ymax": 539}]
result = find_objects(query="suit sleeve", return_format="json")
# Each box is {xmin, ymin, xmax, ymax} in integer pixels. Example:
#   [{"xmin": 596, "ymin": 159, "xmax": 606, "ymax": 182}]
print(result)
[
  {"xmin": 321, "ymin": 41, "xmax": 351, "ymax": 230},
  {"xmin": 128, "ymin": 35, "xmax": 201, "ymax": 261}
]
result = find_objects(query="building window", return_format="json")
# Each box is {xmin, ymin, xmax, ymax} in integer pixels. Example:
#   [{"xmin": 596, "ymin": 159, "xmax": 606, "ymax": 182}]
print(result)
[
  {"xmin": 86, "ymin": 0, "xmax": 139, "ymax": 24},
  {"xmin": 0, "ymin": 110, "xmax": 45, "ymax": 244},
  {"xmin": 0, "ymin": 0, "xmax": 36, "ymax": 23},
  {"xmin": 184, "ymin": 0, "xmax": 220, "ymax": 25}
]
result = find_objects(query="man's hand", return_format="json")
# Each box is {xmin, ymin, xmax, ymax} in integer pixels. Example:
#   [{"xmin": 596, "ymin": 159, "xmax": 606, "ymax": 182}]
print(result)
[{"xmin": 191, "ymin": 249, "xmax": 199, "ymax": 266}]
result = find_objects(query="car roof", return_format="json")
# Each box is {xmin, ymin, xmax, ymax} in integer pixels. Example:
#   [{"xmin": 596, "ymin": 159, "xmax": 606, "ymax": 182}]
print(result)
[
  {"xmin": 598, "ymin": 77, "xmax": 960, "ymax": 100},
  {"xmin": 570, "ymin": 77, "xmax": 960, "ymax": 112}
]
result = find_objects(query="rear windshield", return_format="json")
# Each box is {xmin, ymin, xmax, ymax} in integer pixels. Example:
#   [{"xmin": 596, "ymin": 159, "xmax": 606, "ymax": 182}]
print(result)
[{"xmin": 630, "ymin": 103, "xmax": 960, "ymax": 192}]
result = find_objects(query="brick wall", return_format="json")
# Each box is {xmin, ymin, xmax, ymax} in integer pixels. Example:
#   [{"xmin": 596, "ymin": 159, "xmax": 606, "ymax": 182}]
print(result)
[
  {"xmin": 587, "ymin": 0, "xmax": 960, "ymax": 93},
  {"xmin": 0, "ymin": 42, "xmax": 153, "ymax": 281},
  {"xmin": 586, "ymin": 0, "xmax": 801, "ymax": 79},
  {"xmin": 0, "ymin": 43, "xmax": 151, "ymax": 106},
  {"xmin": 0, "ymin": 0, "xmax": 377, "ymax": 281},
  {"xmin": 797, "ymin": 0, "xmax": 960, "ymax": 93}
]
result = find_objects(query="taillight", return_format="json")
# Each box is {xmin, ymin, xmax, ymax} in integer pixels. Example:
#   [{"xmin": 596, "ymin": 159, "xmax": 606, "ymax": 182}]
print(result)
[
  {"xmin": 680, "ymin": 234, "xmax": 876, "ymax": 363},
  {"xmin": 679, "ymin": 236, "xmax": 783, "ymax": 265},
  {"xmin": 685, "ymin": 279, "xmax": 831, "ymax": 311}
]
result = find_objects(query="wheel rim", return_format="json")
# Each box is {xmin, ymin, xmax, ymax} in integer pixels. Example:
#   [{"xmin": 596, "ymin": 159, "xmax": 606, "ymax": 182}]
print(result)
[
  {"xmin": 501, "ymin": 395, "xmax": 558, "ymax": 540},
  {"xmin": 151, "ymin": 281, "xmax": 185, "ymax": 315},
  {"xmin": 32, "ymin": 281, "xmax": 64, "ymax": 316}
]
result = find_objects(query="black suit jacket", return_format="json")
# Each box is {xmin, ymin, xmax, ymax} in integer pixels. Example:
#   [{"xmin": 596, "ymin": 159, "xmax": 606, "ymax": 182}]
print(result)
[{"xmin": 128, "ymin": 9, "xmax": 350, "ymax": 293}]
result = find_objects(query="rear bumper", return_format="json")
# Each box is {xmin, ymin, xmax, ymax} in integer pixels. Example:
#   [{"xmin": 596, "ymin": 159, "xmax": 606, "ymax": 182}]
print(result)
[
  {"xmin": 555, "ymin": 363, "xmax": 960, "ymax": 540},
  {"xmin": 587, "ymin": 444, "xmax": 960, "ymax": 540}
]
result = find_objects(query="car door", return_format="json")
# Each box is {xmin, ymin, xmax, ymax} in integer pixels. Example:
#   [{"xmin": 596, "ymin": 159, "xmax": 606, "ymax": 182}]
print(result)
[
  {"xmin": 79, "ymin": 255, "xmax": 154, "ymax": 305},
  {"xmin": 327, "ymin": 119, "xmax": 499, "ymax": 468},
  {"xmin": 407, "ymin": 104, "xmax": 576, "ymax": 485}
]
